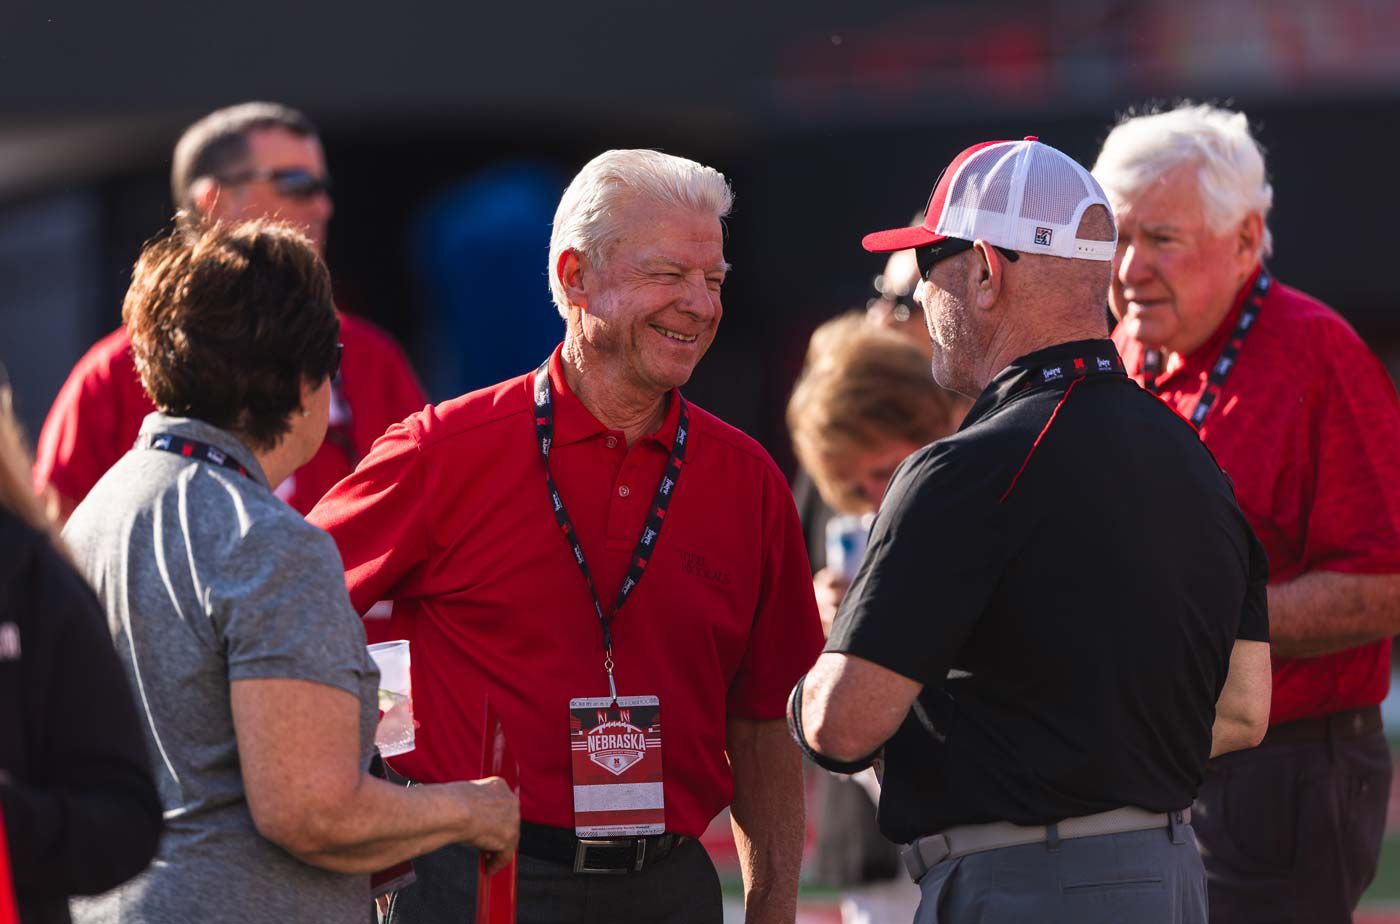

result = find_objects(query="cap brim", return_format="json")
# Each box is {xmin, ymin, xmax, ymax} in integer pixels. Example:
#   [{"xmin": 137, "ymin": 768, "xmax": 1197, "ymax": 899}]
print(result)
[{"xmin": 862, "ymin": 224, "xmax": 948, "ymax": 254}]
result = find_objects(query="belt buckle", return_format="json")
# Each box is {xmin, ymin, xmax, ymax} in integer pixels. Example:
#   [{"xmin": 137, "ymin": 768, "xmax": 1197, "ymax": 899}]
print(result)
[{"xmin": 572, "ymin": 837, "xmax": 640, "ymax": 875}]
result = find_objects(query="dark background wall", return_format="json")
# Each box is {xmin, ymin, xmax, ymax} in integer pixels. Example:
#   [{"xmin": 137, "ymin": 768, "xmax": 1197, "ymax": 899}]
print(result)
[{"xmin": 3, "ymin": 0, "xmax": 1398, "ymax": 471}]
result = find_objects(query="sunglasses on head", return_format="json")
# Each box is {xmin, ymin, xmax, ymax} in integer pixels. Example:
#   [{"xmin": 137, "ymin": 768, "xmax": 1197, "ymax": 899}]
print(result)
[
  {"xmin": 914, "ymin": 238, "xmax": 1019, "ymax": 281},
  {"xmin": 216, "ymin": 167, "xmax": 333, "ymax": 201}
]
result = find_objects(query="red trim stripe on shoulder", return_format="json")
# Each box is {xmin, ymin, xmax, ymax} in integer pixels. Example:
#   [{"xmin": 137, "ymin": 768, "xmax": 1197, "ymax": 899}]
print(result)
[{"xmin": 999, "ymin": 377, "xmax": 1084, "ymax": 504}]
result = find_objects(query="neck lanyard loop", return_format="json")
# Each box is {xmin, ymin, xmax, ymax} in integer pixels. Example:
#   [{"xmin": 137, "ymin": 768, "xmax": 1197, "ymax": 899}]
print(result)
[
  {"xmin": 141, "ymin": 433, "xmax": 252, "ymax": 480},
  {"xmin": 533, "ymin": 363, "xmax": 690, "ymax": 698},
  {"xmin": 1142, "ymin": 269, "xmax": 1271, "ymax": 429}
]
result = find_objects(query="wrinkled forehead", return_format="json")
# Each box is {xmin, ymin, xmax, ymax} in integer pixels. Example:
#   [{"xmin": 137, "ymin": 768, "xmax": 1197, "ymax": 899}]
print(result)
[
  {"xmin": 610, "ymin": 200, "xmax": 728, "ymax": 269},
  {"xmin": 1107, "ymin": 162, "xmax": 1207, "ymax": 230}
]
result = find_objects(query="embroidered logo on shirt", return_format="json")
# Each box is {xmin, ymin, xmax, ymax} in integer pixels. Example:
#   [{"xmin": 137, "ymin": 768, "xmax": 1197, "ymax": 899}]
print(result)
[
  {"xmin": 1042, "ymin": 366, "xmax": 1063, "ymax": 382},
  {"xmin": 0, "ymin": 622, "xmax": 20, "ymax": 661},
  {"xmin": 683, "ymin": 552, "xmax": 732, "ymax": 587}
]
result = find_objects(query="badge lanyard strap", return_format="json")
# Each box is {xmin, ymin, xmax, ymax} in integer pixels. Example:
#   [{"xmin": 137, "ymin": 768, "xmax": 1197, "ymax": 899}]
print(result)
[
  {"xmin": 141, "ymin": 434, "xmax": 252, "ymax": 480},
  {"xmin": 1142, "ymin": 269, "xmax": 1271, "ymax": 429},
  {"xmin": 533, "ymin": 363, "xmax": 689, "ymax": 703}
]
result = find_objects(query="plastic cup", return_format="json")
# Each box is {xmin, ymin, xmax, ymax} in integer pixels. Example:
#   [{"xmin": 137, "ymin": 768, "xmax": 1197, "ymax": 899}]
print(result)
[{"xmin": 368, "ymin": 640, "xmax": 415, "ymax": 757}]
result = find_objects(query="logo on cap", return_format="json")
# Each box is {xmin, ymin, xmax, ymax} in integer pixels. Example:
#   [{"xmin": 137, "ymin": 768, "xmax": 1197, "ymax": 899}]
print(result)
[
  {"xmin": 1042, "ymin": 366, "xmax": 1063, "ymax": 382},
  {"xmin": 1034, "ymin": 227, "xmax": 1053, "ymax": 246}
]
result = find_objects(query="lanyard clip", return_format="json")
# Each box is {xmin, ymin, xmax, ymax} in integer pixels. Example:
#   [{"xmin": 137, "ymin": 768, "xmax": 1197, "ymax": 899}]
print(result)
[{"xmin": 604, "ymin": 648, "xmax": 618, "ymax": 708}]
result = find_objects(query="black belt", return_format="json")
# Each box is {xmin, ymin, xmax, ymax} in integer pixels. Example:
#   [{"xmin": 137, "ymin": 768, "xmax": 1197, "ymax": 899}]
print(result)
[
  {"xmin": 519, "ymin": 822, "xmax": 687, "ymax": 875},
  {"xmin": 1256, "ymin": 705, "xmax": 1383, "ymax": 750}
]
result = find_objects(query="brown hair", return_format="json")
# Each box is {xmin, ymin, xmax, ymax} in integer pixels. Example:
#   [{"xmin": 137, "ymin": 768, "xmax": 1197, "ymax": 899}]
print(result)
[
  {"xmin": 123, "ymin": 219, "xmax": 339, "ymax": 451},
  {"xmin": 170, "ymin": 102, "xmax": 317, "ymax": 215},
  {"xmin": 788, "ymin": 313, "xmax": 965, "ymax": 514}
]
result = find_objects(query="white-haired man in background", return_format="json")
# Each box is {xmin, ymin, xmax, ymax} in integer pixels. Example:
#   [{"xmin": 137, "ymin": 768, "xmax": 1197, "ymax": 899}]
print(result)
[
  {"xmin": 309, "ymin": 149, "xmax": 823, "ymax": 923},
  {"xmin": 1096, "ymin": 103, "xmax": 1400, "ymax": 923}
]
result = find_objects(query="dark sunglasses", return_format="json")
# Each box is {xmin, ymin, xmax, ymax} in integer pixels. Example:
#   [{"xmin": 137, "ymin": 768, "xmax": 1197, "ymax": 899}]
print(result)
[
  {"xmin": 329, "ymin": 343, "xmax": 344, "ymax": 382},
  {"xmin": 914, "ymin": 238, "xmax": 1019, "ymax": 281},
  {"xmin": 216, "ymin": 167, "xmax": 333, "ymax": 201}
]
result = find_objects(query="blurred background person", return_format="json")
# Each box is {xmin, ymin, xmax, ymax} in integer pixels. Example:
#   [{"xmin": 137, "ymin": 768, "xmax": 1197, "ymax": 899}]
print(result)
[
  {"xmin": 62, "ymin": 220, "xmax": 518, "ymax": 923},
  {"xmin": 0, "ymin": 373, "xmax": 162, "ymax": 924},
  {"xmin": 1096, "ymin": 104, "xmax": 1400, "ymax": 924},
  {"xmin": 864, "ymin": 237, "xmax": 925, "ymax": 351},
  {"xmin": 789, "ymin": 310, "xmax": 968, "ymax": 631},
  {"xmin": 33, "ymin": 101, "xmax": 426, "ymax": 523},
  {"xmin": 786, "ymin": 313, "xmax": 965, "ymax": 924}
]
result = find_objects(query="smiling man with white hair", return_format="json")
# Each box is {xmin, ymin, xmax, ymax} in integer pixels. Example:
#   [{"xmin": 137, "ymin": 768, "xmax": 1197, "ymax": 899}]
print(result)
[
  {"xmin": 1096, "ymin": 103, "xmax": 1400, "ymax": 924},
  {"xmin": 310, "ymin": 149, "xmax": 822, "ymax": 923}
]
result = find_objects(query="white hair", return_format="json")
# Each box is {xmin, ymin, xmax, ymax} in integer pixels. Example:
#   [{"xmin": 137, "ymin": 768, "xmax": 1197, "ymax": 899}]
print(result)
[
  {"xmin": 547, "ymin": 149, "xmax": 734, "ymax": 318},
  {"xmin": 1092, "ymin": 103, "xmax": 1274, "ymax": 257}
]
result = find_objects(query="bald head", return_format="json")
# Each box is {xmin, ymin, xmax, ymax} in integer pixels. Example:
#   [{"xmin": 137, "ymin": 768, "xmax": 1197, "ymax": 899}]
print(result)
[
  {"xmin": 916, "ymin": 204, "xmax": 1116, "ymax": 396},
  {"xmin": 1008, "ymin": 204, "xmax": 1115, "ymax": 330}
]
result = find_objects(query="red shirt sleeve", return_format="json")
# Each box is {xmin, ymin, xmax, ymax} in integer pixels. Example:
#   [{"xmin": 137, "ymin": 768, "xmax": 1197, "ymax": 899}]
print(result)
[
  {"xmin": 306, "ymin": 417, "xmax": 437, "ymax": 615},
  {"xmin": 725, "ymin": 462, "xmax": 825, "ymax": 720},
  {"xmin": 1297, "ymin": 319, "xmax": 1400, "ymax": 576},
  {"xmin": 33, "ymin": 341, "xmax": 142, "ymax": 512}
]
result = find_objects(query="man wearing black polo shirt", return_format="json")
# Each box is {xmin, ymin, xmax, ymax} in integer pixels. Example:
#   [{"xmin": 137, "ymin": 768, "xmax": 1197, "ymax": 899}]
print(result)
[{"xmin": 789, "ymin": 138, "xmax": 1273, "ymax": 924}]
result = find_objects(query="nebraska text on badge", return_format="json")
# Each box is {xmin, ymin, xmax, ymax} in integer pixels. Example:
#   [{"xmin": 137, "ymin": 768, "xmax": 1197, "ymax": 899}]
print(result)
[{"xmin": 569, "ymin": 695, "xmax": 665, "ymax": 837}]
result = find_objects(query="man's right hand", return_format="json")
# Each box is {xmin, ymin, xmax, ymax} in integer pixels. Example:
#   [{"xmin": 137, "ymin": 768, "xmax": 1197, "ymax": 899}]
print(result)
[
  {"xmin": 454, "ymin": 776, "xmax": 520, "ymax": 874},
  {"xmin": 813, "ymin": 567, "xmax": 850, "ymax": 638}
]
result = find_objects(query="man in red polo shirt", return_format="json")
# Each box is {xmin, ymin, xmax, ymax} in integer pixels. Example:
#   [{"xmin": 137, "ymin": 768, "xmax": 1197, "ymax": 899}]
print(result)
[
  {"xmin": 308, "ymin": 149, "xmax": 823, "ymax": 924},
  {"xmin": 34, "ymin": 102, "xmax": 425, "ymax": 522},
  {"xmin": 1095, "ymin": 103, "xmax": 1400, "ymax": 923}
]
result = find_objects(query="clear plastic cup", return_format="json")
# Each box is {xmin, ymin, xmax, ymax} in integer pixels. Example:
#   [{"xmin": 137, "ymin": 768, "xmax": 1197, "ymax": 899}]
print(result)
[{"xmin": 368, "ymin": 640, "xmax": 415, "ymax": 756}]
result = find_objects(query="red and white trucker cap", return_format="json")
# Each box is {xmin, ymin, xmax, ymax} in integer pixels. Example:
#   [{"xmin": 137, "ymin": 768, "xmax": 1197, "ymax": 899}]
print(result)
[{"xmin": 863, "ymin": 137, "xmax": 1116, "ymax": 261}]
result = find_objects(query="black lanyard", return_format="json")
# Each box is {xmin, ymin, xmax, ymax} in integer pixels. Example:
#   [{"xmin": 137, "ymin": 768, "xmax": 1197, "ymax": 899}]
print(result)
[
  {"xmin": 141, "ymin": 433, "xmax": 252, "ymax": 480},
  {"xmin": 533, "ymin": 363, "xmax": 689, "ymax": 700},
  {"xmin": 1142, "ymin": 269, "xmax": 1271, "ymax": 429}
]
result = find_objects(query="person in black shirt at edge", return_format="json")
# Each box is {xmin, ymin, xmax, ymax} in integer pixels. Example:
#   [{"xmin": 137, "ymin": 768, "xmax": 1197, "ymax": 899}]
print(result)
[
  {"xmin": 0, "ymin": 375, "xmax": 162, "ymax": 924},
  {"xmin": 788, "ymin": 137, "xmax": 1273, "ymax": 924}
]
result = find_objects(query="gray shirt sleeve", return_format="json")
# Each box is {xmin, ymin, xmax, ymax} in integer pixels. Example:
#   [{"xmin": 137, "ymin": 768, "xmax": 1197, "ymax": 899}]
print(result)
[{"xmin": 210, "ymin": 519, "xmax": 371, "ymax": 696}]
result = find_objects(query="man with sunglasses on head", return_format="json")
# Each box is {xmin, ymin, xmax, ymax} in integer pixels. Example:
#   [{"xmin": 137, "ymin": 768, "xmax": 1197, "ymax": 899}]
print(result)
[
  {"xmin": 34, "ymin": 101, "xmax": 426, "ymax": 523},
  {"xmin": 789, "ymin": 137, "xmax": 1272, "ymax": 923}
]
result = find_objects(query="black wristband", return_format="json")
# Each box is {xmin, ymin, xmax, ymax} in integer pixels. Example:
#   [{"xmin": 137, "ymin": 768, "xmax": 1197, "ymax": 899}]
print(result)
[{"xmin": 787, "ymin": 674, "xmax": 881, "ymax": 775}]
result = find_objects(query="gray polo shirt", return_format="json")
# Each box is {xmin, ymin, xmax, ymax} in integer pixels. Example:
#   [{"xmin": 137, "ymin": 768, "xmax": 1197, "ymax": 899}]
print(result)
[{"xmin": 65, "ymin": 414, "xmax": 379, "ymax": 923}]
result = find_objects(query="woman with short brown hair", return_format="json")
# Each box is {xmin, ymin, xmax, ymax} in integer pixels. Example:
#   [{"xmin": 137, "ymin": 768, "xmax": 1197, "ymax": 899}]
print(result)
[
  {"xmin": 788, "ymin": 313, "xmax": 965, "ymax": 516},
  {"xmin": 65, "ymin": 220, "xmax": 517, "ymax": 924}
]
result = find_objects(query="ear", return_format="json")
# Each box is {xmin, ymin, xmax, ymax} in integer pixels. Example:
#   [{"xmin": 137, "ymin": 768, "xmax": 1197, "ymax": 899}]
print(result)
[
  {"xmin": 1235, "ymin": 212, "xmax": 1264, "ymax": 265},
  {"xmin": 969, "ymin": 241, "xmax": 1006, "ymax": 310},
  {"xmin": 190, "ymin": 177, "xmax": 223, "ymax": 220},
  {"xmin": 559, "ymin": 249, "xmax": 590, "ymax": 314}
]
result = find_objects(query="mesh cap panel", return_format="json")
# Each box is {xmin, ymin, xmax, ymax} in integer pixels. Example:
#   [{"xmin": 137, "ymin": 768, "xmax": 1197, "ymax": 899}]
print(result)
[
  {"xmin": 941, "ymin": 145, "xmax": 1017, "ymax": 236},
  {"xmin": 1020, "ymin": 146, "xmax": 1090, "ymax": 227}
]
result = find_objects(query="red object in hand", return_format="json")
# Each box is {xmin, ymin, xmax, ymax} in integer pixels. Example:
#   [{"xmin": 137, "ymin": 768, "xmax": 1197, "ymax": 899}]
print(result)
[
  {"xmin": 0, "ymin": 806, "xmax": 19, "ymax": 924},
  {"xmin": 476, "ymin": 697, "xmax": 519, "ymax": 924}
]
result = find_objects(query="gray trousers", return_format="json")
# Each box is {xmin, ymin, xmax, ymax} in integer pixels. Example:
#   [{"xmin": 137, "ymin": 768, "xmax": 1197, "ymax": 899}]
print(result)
[
  {"xmin": 385, "ymin": 838, "xmax": 723, "ymax": 924},
  {"xmin": 913, "ymin": 823, "xmax": 1207, "ymax": 924}
]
